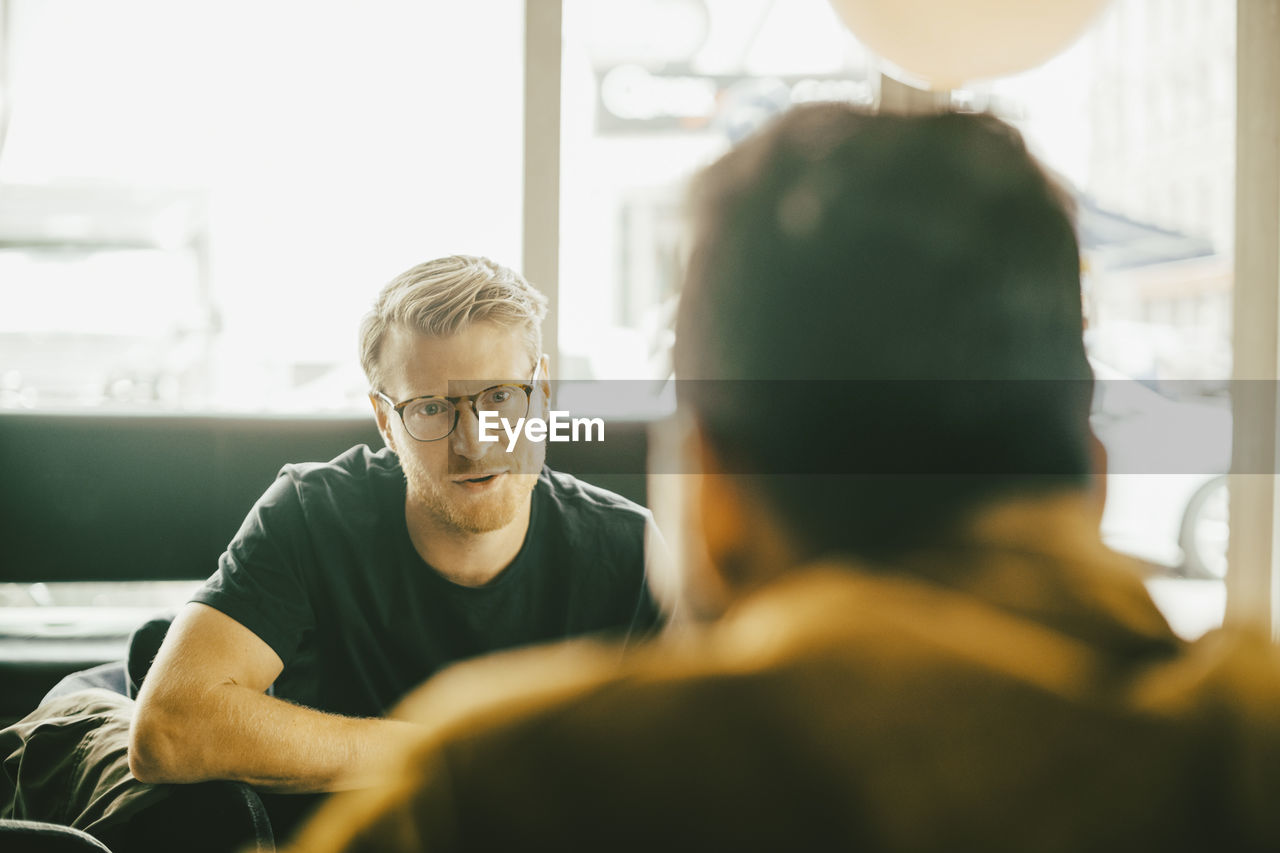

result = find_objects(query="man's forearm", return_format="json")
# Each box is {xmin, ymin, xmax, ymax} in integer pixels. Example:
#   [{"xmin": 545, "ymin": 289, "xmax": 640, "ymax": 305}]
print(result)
[{"xmin": 130, "ymin": 681, "xmax": 422, "ymax": 793}]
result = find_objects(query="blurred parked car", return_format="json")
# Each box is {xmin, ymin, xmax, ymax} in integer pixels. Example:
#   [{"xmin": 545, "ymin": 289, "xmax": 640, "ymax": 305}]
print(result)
[{"xmin": 1091, "ymin": 361, "xmax": 1230, "ymax": 579}]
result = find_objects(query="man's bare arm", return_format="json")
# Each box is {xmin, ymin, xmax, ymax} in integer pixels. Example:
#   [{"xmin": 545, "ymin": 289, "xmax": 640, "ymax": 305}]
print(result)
[{"xmin": 129, "ymin": 602, "xmax": 421, "ymax": 793}]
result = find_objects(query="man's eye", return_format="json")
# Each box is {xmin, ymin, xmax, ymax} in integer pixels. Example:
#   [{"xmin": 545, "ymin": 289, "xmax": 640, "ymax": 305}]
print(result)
[
  {"xmin": 489, "ymin": 389, "xmax": 512, "ymax": 404},
  {"xmin": 412, "ymin": 400, "xmax": 448, "ymax": 418}
]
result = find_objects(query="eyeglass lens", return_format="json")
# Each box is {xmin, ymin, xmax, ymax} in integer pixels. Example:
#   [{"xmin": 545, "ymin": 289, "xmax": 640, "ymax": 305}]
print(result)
[{"xmin": 401, "ymin": 385, "xmax": 530, "ymax": 441}]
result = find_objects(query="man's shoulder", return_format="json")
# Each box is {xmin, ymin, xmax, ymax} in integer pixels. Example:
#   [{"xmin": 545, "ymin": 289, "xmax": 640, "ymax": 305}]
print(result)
[
  {"xmin": 254, "ymin": 444, "xmax": 401, "ymax": 526},
  {"xmin": 278, "ymin": 443, "xmax": 401, "ymax": 489},
  {"xmin": 533, "ymin": 468, "xmax": 652, "ymax": 558},
  {"xmin": 409, "ymin": 565, "xmax": 1280, "ymax": 785},
  {"xmin": 536, "ymin": 467, "xmax": 649, "ymax": 523}
]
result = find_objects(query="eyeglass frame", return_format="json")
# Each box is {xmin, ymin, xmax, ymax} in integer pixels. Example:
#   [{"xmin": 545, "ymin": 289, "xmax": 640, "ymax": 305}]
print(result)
[{"xmin": 373, "ymin": 359, "xmax": 544, "ymax": 443}]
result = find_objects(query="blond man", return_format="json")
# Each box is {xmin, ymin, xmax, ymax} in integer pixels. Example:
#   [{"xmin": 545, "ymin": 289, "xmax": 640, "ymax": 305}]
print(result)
[{"xmin": 129, "ymin": 255, "xmax": 660, "ymax": 836}]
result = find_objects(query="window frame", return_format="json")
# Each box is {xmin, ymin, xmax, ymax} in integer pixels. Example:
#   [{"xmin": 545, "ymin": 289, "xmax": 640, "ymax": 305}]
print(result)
[{"xmin": 1225, "ymin": 0, "xmax": 1280, "ymax": 636}]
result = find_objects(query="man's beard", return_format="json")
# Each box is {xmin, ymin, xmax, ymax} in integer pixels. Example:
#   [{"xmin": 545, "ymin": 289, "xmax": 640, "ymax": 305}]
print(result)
[{"xmin": 400, "ymin": 450, "xmax": 537, "ymax": 534}]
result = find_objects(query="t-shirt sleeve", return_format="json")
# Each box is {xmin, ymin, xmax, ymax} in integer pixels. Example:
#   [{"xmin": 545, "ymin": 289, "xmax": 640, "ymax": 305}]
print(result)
[
  {"xmin": 191, "ymin": 469, "xmax": 315, "ymax": 664},
  {"xmin": 627, "ymin": 514, "xmax": 667, "ymax": 640}
]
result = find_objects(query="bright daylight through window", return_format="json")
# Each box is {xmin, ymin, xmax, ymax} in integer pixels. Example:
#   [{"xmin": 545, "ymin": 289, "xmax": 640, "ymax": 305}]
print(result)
[
  {"xmin": 558, "ymin": 0, "xmax": 1235, "ymax": 638},
  {"xmin": 0, "ymin": 0, "xmax": 523, "ymax": 414},
  {"xmin": 0, "ymin": 0, "xmax": 1239, "ymax": 641},
  {"xmin": 0, "ymin": 0, "xmax": 523, "ymax": 616}
]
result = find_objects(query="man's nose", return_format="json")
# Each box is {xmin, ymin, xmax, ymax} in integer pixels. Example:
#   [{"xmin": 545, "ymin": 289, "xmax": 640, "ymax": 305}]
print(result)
[{"xmin": 449, "ymin": 403, "xmax": 488, "ymax": 461}]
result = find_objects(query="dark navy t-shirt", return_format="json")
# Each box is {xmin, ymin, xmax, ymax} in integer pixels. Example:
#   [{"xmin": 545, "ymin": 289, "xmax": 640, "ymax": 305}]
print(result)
[{"xmin": 193, "ymin": 444, "xmax": 659, "ymax": 719}]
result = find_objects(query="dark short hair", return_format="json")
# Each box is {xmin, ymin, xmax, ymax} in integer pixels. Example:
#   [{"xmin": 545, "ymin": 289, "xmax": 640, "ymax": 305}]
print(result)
[{"xmin": 673, "ymin": 105, "xmax": 1093, "ymax": 561}]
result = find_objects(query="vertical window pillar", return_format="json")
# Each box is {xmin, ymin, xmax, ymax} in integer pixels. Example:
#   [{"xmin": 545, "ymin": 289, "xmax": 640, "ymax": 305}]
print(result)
[
  {"xmin": 1227, "ymin": 0, "xmax": 1280, "ymax": 635},
  {"xmin": 523, "ymin": 0, "xmax": 562, "ymax": 370}
]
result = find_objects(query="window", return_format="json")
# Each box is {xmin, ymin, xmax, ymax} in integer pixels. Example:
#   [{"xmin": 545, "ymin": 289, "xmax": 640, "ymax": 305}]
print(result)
[
  {"xmin": 0, "ymin": 0, "xmax": 525, "ymax": 414},
  {"xmin": 558, "ymin": 0, "xmax": 1237, "ymax": 638},
  {"xmin": 0, "ymin": 0, "xmax": 525, "ymax": 628},
  {"xmin": 975, "ymin": 0, "xmax": 1235, "ymax": 638},
  {"xmin": 2, "ymin": 1, "xmax": 1267, "ymax": 642},
  {"xmin": 557, "ymin": 0, "xmax": 874, "ymax": 381}
]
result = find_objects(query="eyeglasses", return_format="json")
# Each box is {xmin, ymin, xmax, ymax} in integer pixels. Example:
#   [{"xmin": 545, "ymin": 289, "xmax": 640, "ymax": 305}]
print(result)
[{"xmin": 374, "ymin": 360, "xmax": 542, "ymax": 443}]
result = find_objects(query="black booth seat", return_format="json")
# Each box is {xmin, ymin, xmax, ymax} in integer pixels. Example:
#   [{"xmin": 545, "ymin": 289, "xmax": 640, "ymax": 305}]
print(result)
[{"xmin": 0, "ymin": 411, "xmax": 649, "ymax": 723}]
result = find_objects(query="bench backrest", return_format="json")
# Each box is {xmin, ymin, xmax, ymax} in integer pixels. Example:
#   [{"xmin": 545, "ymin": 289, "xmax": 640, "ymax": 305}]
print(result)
[{"xmin": 0, "ymin": 413, "xmax": 648, "ymax": 583}]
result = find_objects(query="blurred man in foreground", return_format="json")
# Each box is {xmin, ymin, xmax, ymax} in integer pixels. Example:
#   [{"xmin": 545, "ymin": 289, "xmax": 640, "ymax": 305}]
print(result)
[{"xmin": 286, "ymin": 108, "xmax": 1280, "ymax": 851}]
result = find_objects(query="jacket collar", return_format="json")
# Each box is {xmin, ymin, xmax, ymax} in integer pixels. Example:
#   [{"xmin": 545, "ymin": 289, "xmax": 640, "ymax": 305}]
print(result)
[{"xmin": 725, "ymin": 491, "xmax": 1181, "ymax": 661}]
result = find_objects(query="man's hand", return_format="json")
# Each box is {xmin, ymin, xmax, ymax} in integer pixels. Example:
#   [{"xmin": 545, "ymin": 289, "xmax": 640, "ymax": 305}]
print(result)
[{"xmin": 129, "ymin": 602, "xmax": 420, "ymax": 793}]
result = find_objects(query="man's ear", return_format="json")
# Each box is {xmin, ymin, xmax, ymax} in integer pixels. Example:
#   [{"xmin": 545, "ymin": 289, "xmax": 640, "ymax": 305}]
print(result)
[
  {"xmin": 1088, "ymin": 427, "xmax": 1107, "ymax": 520},
  {"xmin": 370, "ymin": 393, "xmax": 397, "ymax": 452},
  {"xmin": 694, "ymin": 425, "xmax": 794, "ymax": 597},
  {"xmin": 537, "ymin": 354, "xmax": 552, "ymax": 408},
  {"xmin": 696, "ymin": 441, "xmax": 752, "ymax": 591}
]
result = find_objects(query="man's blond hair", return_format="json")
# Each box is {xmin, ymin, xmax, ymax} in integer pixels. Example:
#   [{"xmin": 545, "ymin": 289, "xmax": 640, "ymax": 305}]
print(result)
[{"xmin": 360, "ymin": 255, "xmax": 548, "ymax": 392}]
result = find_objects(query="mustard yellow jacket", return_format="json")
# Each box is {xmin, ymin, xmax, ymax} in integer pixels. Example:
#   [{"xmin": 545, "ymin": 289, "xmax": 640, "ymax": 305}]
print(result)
[{"xmin": 291, "ymin": 495, "xmax": 1280, "ymax": 852}]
